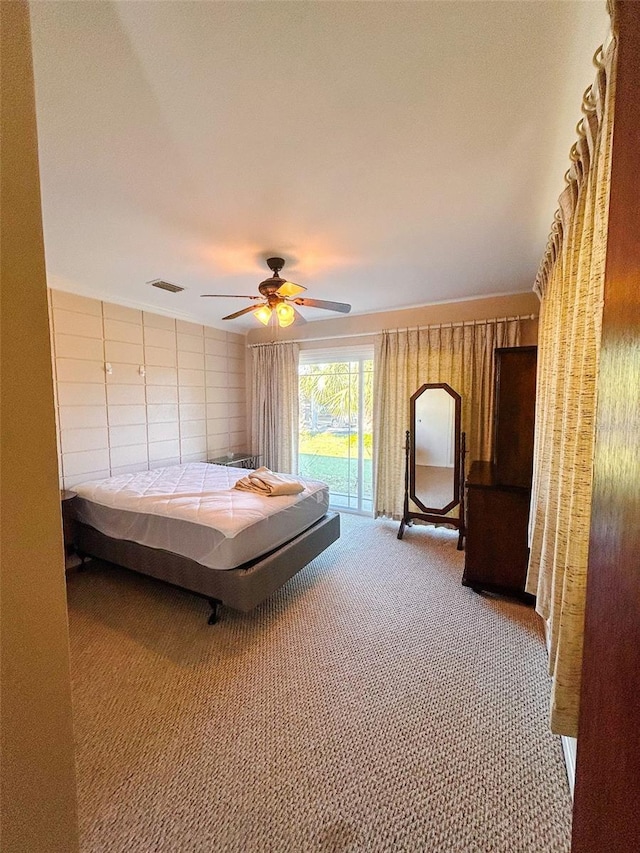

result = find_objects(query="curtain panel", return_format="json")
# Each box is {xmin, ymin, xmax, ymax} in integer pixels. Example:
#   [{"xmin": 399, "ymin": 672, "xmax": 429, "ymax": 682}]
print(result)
[
  {"xmin": 250, "ymin": 342, "xmax": 300, "ymax": 474},
  {"xmin": 373, "ymin": 319, "xmax": 520, "ymax": 519},
  {"xmin": 526, "ymin": 38, "xmax": 617, "ymax": 737}
]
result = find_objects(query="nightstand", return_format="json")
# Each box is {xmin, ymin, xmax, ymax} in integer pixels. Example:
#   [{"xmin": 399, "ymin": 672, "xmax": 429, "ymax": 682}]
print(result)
[{"xmin": 208, "ymin": 452, "xmax": 261, "ymax": 469}]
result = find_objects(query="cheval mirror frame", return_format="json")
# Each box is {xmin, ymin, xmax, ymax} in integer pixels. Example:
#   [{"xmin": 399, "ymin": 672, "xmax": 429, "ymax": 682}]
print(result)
[{"xmin": 398, "ymin": 382, "xmax": 466, "ymax": 550}]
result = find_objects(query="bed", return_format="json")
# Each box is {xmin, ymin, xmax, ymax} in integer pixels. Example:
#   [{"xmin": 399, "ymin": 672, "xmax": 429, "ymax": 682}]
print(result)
[{"xmin": 71, "ymin": 462, "xmax": 340, "ymax": 623}]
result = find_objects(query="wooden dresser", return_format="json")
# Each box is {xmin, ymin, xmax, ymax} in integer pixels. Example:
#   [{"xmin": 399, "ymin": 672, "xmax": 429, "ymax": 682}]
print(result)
[{"xmin": 462, "ymin": 346, "xmax": 537, "ymax": 600}]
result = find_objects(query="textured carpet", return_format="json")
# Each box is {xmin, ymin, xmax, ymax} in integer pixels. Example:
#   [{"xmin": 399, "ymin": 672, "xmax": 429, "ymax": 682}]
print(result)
[{"xmin": 67, "ymin": 514, "xmax": 571, "ymax": 852}]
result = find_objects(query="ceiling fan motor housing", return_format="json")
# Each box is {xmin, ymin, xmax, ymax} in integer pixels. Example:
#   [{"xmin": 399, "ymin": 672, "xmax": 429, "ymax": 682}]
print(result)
[
  {"xmin": 260, "ymin": 257, "xmax": 287, "ymax": 302},
  {"xmin": 258, "ymin": 277, "xmax": 286, "ymax": 301}
]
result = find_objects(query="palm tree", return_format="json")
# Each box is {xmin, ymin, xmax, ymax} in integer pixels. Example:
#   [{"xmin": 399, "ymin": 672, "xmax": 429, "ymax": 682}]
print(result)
[{"xmin": 299, "ymin": 361, "xmax": 373, "ymax": 429}]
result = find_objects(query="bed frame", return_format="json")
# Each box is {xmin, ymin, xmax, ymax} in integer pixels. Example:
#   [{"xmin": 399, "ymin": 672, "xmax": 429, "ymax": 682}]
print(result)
[{"xmin": 75, "ymin": 511, "xmax": 340, "ymax": 624}]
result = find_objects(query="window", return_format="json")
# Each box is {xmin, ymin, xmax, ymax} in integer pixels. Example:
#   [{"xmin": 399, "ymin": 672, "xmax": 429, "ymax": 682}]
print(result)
[{"xmin": 298, "ymin": 348, "xmax": 373, "ymax": 514}]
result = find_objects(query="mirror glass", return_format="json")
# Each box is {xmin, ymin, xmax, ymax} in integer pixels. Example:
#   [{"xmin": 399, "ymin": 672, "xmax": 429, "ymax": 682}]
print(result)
[{"xmin": 410, "ymin": 384, "xmax": 460, "ymax": 513}]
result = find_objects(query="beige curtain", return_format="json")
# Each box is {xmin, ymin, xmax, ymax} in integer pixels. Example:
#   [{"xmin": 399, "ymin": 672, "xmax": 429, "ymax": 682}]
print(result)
[
  {"xmin": 373, "ymin": 319, "xmax": 521, "ymax": 519},
  {"xmin": 250, "ymin": 342, "xmax": 300, "ymax": 474},
  {"xmin": 526, "ymin": 38, "xmax": 616, "ymax": 736}
]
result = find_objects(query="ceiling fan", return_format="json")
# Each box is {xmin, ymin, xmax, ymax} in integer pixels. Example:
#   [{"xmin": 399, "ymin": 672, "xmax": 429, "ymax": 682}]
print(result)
[{"xmin": 201, "ymin": 257, "xmax": 351, "ymax": 328}]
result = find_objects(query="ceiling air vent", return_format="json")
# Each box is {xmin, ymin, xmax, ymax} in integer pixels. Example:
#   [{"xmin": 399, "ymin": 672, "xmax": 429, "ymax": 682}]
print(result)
[{"xmin": 148, "ymin": 279, "xmax": 184, "ymax": 293}]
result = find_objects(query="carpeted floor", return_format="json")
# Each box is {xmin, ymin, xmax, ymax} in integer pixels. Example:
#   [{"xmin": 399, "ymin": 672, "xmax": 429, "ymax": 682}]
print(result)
[{"xmin": 67, "ymin": 514, "xmax": 572, "ymax": 852}]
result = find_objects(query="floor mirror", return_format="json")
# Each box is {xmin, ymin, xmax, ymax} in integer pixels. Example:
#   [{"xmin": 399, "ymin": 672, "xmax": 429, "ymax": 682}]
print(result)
[{"xmin": 398, "ymin": 382, "xmax": 466, "ymax": 549}]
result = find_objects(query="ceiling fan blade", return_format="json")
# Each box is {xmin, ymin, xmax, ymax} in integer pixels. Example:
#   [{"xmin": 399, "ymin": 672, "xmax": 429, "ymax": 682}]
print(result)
[
  {"xmin": 276, "ymin": 281, "xmax": 307, "ymax": 298},
  {"xmin": 222, "ymin": 304, "xmax": 262, "ymax": 320},
  {"xmin": 292, "ymin": 297, "xmax": 351, "ymax": 314},
  {"xmin": 201, "ymin": 294, "xmax": 261, "ymax": 299}
]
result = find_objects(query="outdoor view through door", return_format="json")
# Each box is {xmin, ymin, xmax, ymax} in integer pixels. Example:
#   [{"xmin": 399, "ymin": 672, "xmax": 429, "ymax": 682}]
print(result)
[{"xmin": 298, "ymin": 353, "xmax": 373, "ymax": 513}]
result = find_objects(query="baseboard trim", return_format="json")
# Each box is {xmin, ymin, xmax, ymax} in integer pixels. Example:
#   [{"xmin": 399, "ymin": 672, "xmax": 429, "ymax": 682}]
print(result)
[{"xmin": 561, "ymin": 735, "xmax": 577, "ymax": 799}]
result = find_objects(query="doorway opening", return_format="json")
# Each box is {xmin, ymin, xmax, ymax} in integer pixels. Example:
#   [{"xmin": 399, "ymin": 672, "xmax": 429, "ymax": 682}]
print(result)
[{"xmin": 298, "ymin": 349, "xmax": 373, "ymax": 514}]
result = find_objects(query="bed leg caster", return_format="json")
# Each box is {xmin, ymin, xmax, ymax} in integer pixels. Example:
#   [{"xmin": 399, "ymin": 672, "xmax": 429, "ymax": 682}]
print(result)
[{"xmin": 207, "ymin": 598, "xmax": 222, "ymax": 625}]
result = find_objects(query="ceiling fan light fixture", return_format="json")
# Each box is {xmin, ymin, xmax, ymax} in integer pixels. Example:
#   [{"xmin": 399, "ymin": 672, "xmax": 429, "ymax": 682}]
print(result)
[
  {"xmin": 254, "ymin": 305, "xmax": 272, "ymax": 325},
  {"xmin": 276, "ymin": 302, "xmax": 295, "ymax": 327}
]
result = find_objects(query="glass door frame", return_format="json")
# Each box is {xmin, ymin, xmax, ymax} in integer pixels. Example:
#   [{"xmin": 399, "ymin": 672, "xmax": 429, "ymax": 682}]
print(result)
[{"xmin": 298, "ymin": 347, "xmax": 373, "ymax": 516}]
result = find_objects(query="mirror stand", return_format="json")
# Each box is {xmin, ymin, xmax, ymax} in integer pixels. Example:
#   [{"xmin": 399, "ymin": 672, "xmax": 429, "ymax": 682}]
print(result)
[
  {"xmin": 398, "ymin": 382, "xmax": 466, "ymax": 551},
  {"xmin": 398, "ymin": 382, "xmax": 467, "ymax": 549},
  {"xmin": 398, "ymin": 429, "xmax": 466, "ymax": 549}
]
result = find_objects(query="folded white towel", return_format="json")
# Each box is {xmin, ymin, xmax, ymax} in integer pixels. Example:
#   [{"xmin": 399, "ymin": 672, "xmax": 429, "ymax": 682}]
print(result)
[{"xmin": 233, "ymin": 466, "xmax": 305, "ymax": 497}]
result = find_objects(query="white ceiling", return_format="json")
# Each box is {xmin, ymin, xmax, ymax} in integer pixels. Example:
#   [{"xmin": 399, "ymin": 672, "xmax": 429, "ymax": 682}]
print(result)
[{"xmin": 30, "ymin": 1, "xmax": 609, "ymax": 331}]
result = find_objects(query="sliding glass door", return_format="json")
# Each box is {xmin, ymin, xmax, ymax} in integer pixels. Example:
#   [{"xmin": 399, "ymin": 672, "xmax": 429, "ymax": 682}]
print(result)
[{"xmin": 298, "ymin": 351, "xmax": 373, "ymax": 513}]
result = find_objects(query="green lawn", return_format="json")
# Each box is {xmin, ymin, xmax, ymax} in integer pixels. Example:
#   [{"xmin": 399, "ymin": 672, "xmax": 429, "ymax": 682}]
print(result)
[
  {"xmin": 299, "ymin": 430, "xmax": 372, "ymax": 458},
  {"xmin": 298, "ymin": 431, "xmax": 373, "ymax": 501}
]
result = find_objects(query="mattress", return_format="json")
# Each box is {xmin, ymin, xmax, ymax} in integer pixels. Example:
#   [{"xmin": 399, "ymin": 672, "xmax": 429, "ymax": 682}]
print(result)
[{"xmin": 73, "ymin": 463, "xmax": 329, "ymax": 571}]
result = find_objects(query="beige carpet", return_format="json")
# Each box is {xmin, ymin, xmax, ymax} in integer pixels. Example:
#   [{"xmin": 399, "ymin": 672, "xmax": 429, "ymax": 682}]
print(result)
[{"xmin": 67, "ymin": 514, "xmax": 571, "ymax": 852}]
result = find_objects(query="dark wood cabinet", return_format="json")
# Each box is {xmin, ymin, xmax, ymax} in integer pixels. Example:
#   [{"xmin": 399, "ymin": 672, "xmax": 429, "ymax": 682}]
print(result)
[
  {"xmin": 462, "ymin": 346, "xmax": 537, "ymax": 599},
  {"xmin": 493, "ymin": 346, "xmax": 537, "ymax": 488},
  {"xmin": 462, "ymin": 462, "xmax": 533, "ymax": 600}
]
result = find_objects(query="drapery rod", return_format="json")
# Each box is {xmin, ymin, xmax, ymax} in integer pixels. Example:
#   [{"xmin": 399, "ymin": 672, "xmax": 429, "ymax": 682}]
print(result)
[
  {"xmin": 248, "ymin": 335, "xmax": 373, "ymax": 348},
  {"xmin": 247, "ymin": 313, "xmax": 537, "ymax": 347},
  {"xmin": 383, "ymin": 313, "xmax": 537, "ymax": 333}
]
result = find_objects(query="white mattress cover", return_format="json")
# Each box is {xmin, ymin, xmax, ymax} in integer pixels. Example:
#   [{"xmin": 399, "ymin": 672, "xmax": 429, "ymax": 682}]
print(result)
[{"xmin": 73, "ymin": 463, "xmax": 329, "ymax": 571}]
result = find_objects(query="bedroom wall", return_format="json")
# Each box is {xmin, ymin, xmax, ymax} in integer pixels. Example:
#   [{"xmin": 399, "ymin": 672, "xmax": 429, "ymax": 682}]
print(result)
[{"xmin": 49, "ymin": 290, "xmax": 248, "ymax": 489}]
